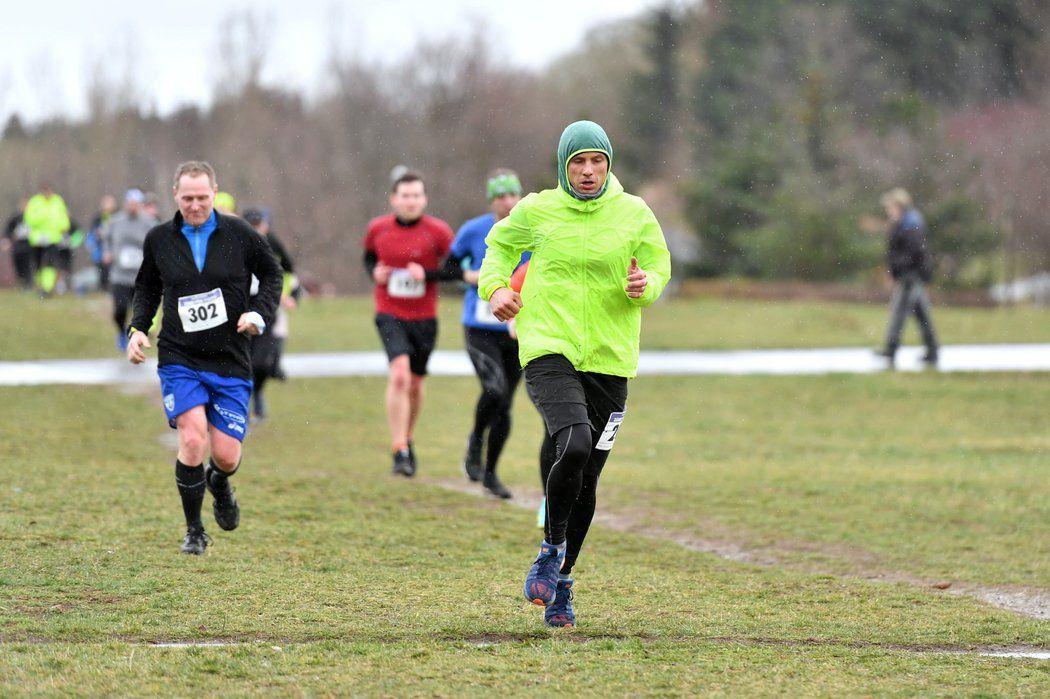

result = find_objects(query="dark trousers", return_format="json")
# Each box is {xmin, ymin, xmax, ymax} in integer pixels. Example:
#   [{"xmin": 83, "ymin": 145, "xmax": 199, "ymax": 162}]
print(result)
[
  {"xmin": 884, "ymin": 272, "xmax": 938, "ymax": 354},
  {"xmin": 111, "ymin": 284, "xmax": 135, "ymax": 333},
  {"xmin": 11, "ymin": 241, "xmax": 32, "ymax": 289}
]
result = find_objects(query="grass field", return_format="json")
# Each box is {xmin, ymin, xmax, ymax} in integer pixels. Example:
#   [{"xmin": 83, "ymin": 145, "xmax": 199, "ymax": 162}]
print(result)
[
  {"xmin": 1, "ymin": 289, "xmax": 1048, "ymax": 359},
  {"xmin": 1, "ymin": 290, "xmax": 1048, "ymax": 695}
]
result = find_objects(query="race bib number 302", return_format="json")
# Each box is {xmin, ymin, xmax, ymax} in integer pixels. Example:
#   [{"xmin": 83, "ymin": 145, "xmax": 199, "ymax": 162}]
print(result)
[
  {"xmin": 595, "ymin": 411, "xmax": 625, "ymax": 451},
  {"xmin": 388, "ymin": 269, "xmax": 425, "ymax": 299},
  {"xmin": 177, "ymin": 288, "xmax": 228, "ymax": 333}
]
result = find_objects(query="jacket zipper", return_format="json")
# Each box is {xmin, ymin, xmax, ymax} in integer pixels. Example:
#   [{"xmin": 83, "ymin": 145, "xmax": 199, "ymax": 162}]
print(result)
[
  {"xmin": 580, "ymin": 208, "xmax": 588, "ymax": 365},
  {"xmin": 195, "ymin": 231, "xmax": 204, "ymax": 273}
]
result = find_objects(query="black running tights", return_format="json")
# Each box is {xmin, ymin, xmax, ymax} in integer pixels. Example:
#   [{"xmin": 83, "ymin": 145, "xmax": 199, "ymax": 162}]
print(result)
[{"xmin": 540, "ymin": 423, "xmax": 611, "ymax": 575}]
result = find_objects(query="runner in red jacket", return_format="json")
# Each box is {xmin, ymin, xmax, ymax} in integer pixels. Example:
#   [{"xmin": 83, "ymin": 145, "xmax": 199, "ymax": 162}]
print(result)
[{"xmin": 363, "ymin": 170, "xmax": 454, "ymax": 477}]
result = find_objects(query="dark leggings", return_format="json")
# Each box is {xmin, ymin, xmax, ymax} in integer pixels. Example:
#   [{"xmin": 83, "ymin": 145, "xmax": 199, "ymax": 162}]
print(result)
[
  {"xmin": 465, "ymin": 328, "xmax": 522, "ymax": 473},
  {"xmin": 474, "ymin": 398, "xmax": 512, "ymax": 472},
  {"xmin": 252, "ymin": 370, "xmax": 270, "ymax": 418},
  {"xmin": 111, "ymin": 284, "xmax": 134, "ymax": 334},
  {"xmin": 541, "ymin": 423, "xmax": 612, "ymax": 575}
]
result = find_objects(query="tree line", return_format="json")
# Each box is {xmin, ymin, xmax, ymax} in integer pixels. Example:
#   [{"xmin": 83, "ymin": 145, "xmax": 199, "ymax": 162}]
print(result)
[{"xmin": 2, "ymin": 1, "xmax": 1048, "ymax": 291}]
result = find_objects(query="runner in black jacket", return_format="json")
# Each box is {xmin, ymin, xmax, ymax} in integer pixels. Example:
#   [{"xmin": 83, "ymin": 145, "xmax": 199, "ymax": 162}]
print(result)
[{"xmin": 127, "ymin": 161, "xmax": 282, "ymax": 555}]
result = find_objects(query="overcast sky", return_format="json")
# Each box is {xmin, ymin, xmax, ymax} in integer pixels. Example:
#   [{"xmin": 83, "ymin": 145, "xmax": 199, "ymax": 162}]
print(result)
[{"xmin": 0, "ymin": 0, "xmax": 669, "ymax": 125}]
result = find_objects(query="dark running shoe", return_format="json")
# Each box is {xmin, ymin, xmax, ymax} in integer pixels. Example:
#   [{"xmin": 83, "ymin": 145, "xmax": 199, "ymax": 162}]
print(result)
[
  {"xmin": 462, "ymin": 433, "xmax": 483, "ymax": 482},
  {"xmin": 180, "ymin": 528, "xmax": 210, "ymax": 555},
  {"xmin": 407, "ymin": 440, "xmax": 418, "ymax": 473},
  {"xmin": 392, "ymin": 448, "xmax": 415, "ymax": 477},
  {"xmin": 544, "ymin": 578, "xmax": 575, "ymax": 628},
  {"xmin": 523, "ymin": 542, "xmax": 565, "ymax": 607},
  {"xmin": 921, "ymin": 350, "xmax": 939, "ymax": 365},
  {"xmin": 483, "ymin": 471, "xmax": 512, "ymax": 499},
  {"xmin": 205, "ymin": 463, "xmax": 240, "ymax": 531}
]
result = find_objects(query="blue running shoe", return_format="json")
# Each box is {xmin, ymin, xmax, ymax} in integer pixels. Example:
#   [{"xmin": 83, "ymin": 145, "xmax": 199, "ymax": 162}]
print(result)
[
  {"xmin": 544, "ymin": 578, "xmax": 575, "ymax": 628},
  {"xmin": 523, "ymin": 542, "xmax": 564, "ymax": 606}
]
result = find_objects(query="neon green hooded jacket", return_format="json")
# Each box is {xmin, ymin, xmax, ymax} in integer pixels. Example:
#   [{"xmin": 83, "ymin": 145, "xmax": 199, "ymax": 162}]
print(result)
[
  {"xmin": 24, "ymin": 193, "xmax": 71, "ymax": 246},
  {"xmin": 479, "ymin": 121, "xmax": 671, "ymax": 378}
]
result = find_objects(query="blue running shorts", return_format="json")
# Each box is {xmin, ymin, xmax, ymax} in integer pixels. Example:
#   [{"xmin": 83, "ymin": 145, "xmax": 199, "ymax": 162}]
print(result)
[{"xmin": 157, "ymin": 364, "xmax": 253, "ymax": 441}]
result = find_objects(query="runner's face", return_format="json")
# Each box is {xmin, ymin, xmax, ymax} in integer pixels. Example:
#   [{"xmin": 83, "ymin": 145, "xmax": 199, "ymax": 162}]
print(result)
[
  {"xmin": 490, "ymin": 193, "xmax": 521, "ymax": 221},
  {"xmin": 174, "ymin": 174, "xmax": 217, "ymax": 226},
  {"xmin": 390, "ymin": 181, "xmax": 427, "ymax": 221},
  {"xmin": 568, "ymin": 152, "xmax": 608, "ymax": 195},
  {"xmin": 884, "ymin": 202, "xmax": 902, "ymax": 222}
]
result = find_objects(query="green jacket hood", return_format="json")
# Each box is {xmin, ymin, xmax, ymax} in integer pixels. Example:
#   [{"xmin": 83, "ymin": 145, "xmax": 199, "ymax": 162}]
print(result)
[{"xmin": 557, "ymin": 120, "xmax": 614, "ymax": 199}]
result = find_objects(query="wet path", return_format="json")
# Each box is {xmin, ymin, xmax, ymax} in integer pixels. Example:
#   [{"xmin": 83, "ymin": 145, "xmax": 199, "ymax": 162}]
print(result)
[{"xmin": 2, "ymin": 344, "xmax": 1049, "ymax": 386}]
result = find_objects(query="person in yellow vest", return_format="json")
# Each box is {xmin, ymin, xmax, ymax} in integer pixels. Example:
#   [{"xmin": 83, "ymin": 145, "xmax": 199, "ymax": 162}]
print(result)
[
  {"xmin": 23, "ymin": 183, "xmax": 71, "ymax": 297},
  {"xmin": 214, "ymin": 191, "xmax": 237, "ymax": 216}
]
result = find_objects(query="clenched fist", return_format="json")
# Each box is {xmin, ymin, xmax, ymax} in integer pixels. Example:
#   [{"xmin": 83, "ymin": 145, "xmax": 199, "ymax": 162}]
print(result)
[{"xmin": 489, "ymin": 287, "xmax": 523, "ymax": 322}]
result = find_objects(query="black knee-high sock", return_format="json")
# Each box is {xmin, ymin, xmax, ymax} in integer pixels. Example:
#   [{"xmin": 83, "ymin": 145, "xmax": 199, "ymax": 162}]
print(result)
[
  {"xmin": 543, "ymin": 424, "xmax": 593, "ymax": 546},
  {"xmin": 208, "ymin": 458, "xmax": 238, "ymax": 488},
  {"xmin": 175, "ymin": 459, "xmax": 205, "ymax": 531},
  {"xmin": 485, "ymin": 410, "xmax": 512, "ymax": 474}
]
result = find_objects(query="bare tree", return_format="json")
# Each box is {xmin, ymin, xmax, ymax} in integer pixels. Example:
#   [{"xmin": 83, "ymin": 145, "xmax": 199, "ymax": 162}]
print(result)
[{"xmin": 213, "ymin": 9, "xmax": 273, "ymax": 99}]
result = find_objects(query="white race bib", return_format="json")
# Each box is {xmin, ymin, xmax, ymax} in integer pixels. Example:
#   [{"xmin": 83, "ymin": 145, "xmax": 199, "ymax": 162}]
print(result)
[
  {"xmin": 595, "ymin": 412, "xmax": 625, "ymax": 451},
  {"xmin": 118, "ymin": 246, "xmax": 143, "ymax": 269},
  {"xmin": 388, "ymin": 269, "xmax": 425, "ymax": 299},
  {"xmin": 177, "ymin": 288, "xmax": 228, "ymax": 333},
  {"xmin": 473, "ymin": 297, "xmax": 504, "ymax": 326}
]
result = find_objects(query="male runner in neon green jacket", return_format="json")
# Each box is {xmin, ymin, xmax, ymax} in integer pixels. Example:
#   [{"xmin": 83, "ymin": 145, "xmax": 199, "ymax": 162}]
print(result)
[{"xmin": 479, "ymin": 120, "xmax": 671, "ymax": 629}]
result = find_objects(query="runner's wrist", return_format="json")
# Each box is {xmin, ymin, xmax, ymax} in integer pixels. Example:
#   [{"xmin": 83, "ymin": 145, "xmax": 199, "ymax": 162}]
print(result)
[{"xmin": 481, "ymin": 282, "xmax": 508, "ymax": 301}]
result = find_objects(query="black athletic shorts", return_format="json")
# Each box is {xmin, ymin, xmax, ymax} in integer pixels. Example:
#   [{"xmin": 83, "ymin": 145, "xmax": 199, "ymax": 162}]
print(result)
[
  {"xmin": 375, "ymin": 313, "xmax": 438, "ymax": 376},
  {"xmin": 30, "ymin": 245, "xmax": 59, "ymax": 270},
  {"xmin": 465, "ymin": 326, "xmax": 521, "ymax": 401},
  {"xmin": 57, "ymin": 247, "xmax": 73, "ymax": 272},
  {"xmin": 524, "ymin": 354, "xmax": 628, "ymax": 439}
]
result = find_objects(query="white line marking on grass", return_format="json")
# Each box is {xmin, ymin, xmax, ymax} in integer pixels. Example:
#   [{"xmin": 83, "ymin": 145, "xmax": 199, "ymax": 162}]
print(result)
[
  {"xmin": 978, "ymin": 651, "xmax": 1050, "ymax": 660},
  {"xmin": 149, "ymin": 641, "xmax": 243, "ymax": 648},
  {"xmin": 140, "ymin": 638, "xmax": 1049, "ymax": 659},
  {"xmin": 147, "ymin": 641, "xmax": 284, "ymax": 649}
]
